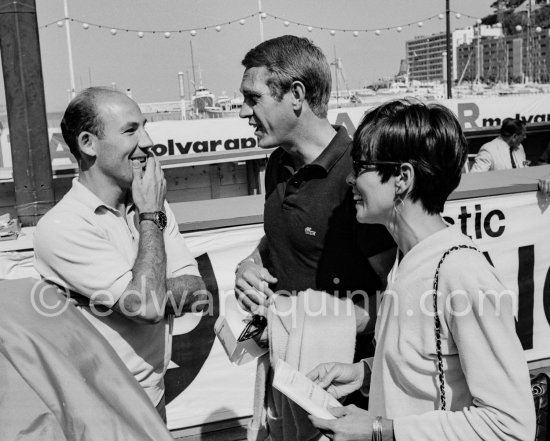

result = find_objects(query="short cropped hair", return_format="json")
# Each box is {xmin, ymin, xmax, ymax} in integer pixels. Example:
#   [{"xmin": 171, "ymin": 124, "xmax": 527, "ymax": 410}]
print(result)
[
  {"xmin": 60, "ymin": 87, "xmax": 116, "ymax": 161},
  {"xmin": 500, "ymin": 118, "xmax": 526, "ymax": 138},
  {"xmin": 241, "ymin": 35, "xmax": 331, "ymax": 118},
  {"xmin": 352, "ymin": 99, "xmax": 468, "ymax": 215}
]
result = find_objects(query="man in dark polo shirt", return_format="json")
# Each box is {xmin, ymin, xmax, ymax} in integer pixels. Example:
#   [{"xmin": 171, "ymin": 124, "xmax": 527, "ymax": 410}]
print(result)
[{"xmin": 235, "ymin": 35, "xmax": 395, "ymax": 342}]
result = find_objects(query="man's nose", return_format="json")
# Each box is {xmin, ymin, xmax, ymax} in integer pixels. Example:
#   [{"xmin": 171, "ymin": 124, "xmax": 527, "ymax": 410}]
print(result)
[
  {"xmin": 239, "ymin": 102, "xmax": 251, "ymax": 119},
  {"xmin": 137, "ymin": 128, "xmax": 154, "ymax": 150}
]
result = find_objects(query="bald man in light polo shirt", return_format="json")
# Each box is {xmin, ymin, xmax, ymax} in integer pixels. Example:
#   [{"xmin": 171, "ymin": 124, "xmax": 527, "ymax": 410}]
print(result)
[{"xmin": 34, "ymin": 87, "xmax": 207, "ymax": 421}]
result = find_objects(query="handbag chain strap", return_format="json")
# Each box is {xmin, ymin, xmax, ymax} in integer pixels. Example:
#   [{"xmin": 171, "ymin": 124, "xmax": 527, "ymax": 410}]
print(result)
[{"xmin": 432, "ymin": 244, "xmax": 479, "ymax": 411}]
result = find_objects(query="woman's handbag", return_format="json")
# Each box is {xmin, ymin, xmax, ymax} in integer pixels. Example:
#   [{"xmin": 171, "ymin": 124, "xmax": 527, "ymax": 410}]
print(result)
[{"xmin": 432, "ymin": 245, "xmax": 550, "ymax": 439}]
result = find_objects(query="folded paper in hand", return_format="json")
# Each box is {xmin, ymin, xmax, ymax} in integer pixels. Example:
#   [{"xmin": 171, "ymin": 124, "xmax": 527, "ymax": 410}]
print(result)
[{"xmin": 273, "ymin": 359, "xmax": 343, "ymax": 420}]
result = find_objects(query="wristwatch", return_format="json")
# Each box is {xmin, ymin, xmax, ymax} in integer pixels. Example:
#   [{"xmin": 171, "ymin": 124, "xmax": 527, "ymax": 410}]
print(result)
[{"xmin": 139, "ymin": 211, "xmax": 167, "ymax": 231}]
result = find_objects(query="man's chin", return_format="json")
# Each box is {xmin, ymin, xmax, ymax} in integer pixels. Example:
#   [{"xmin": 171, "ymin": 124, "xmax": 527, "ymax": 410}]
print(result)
[{"xmin": 256, "ymin": 136, "xmax": 275, "ymax": 149}]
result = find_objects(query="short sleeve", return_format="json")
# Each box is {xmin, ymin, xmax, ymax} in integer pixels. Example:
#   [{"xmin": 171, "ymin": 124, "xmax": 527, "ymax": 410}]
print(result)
[
  {"xmin": 34, "ymin": 213, "xmax": 131, "ymax": 307},
  {"xmin": 163, "ymin": 202, "xmax": 200, "ymax": 278}
]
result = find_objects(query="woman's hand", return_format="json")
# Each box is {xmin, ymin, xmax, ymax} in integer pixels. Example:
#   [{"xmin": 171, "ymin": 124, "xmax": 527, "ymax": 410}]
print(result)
[
  {"xmin": 309, "ymin": 406, "xmax": 393, "ymax": 441},
  {"xmin": 307, "ymin": 362, "xmax": 364, "ymax": 399},
  {"xmin": 308, "ymin": 405, "xmax": 369, "ymax": 441}
]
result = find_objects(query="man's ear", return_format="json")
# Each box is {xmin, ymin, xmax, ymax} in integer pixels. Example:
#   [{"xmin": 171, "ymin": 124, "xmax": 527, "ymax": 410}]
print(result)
[
  {"xmin": 290, "ymin": 80, "xmax": 306, "ymax": 110},
  {"xmin": 395, "ymin": 162, "xmax": 414, "ymax": 197},
  {"xmin": 77, "ymin": 131, "xmax": 97, "ymax": 157}
]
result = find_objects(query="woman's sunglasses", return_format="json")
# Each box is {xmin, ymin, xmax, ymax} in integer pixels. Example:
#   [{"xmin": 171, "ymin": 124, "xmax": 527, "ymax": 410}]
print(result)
[{"xmin": 352, "ymin": 159, "xmax": 401, "ymax": 177}]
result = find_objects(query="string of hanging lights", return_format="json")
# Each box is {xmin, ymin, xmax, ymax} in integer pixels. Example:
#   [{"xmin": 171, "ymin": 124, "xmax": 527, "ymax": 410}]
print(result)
[
  {"xmin": 41, "ymin": 13, "xmax": 259, "ymax": 37},
  {"xmin": 41, "ymin": 10, "xmax": 481, "ymax": 38},
  {"xmin": 267, "ymin": 11, "xmax": 479, "ymax": 35}
]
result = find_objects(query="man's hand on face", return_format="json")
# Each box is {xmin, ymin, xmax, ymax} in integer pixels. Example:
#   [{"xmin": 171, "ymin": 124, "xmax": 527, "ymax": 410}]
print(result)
[{"xmin": 132, "ymin": 153, "xmax": 167, "ymax": 213}]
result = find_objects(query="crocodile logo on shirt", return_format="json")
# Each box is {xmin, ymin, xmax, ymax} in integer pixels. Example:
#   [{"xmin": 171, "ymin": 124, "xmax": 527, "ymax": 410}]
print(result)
[{"xmin": 304, "ymin": 227, "xmax": 317, "ymax": 236}]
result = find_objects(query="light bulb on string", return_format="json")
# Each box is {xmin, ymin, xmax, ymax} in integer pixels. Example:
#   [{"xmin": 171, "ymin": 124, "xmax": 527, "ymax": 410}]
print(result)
[
  {"xmin": 536, "ymin": 26, "xmax": 542, "ymax": 33},
  {"xmin": 516, "ymin": 24, "xmax": 522, "ymax": 32},
  {"xmin": 42, "ymin": 12, "xmax": 486, "ymax": 40},
  {"xmin": 138, "ymin": 31, "xmax": 144, "ymax": 38}
]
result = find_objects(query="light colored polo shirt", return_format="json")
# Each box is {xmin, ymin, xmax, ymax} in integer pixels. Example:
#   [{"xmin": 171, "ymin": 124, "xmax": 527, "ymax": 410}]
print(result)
[{"xmin": 34, "ymin": 178, "xmax": 200, "ymax": 406}]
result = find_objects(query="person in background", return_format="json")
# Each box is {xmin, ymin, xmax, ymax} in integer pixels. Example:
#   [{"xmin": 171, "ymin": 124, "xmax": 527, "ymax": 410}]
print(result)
[
  {"xmin": 308, "ymin": 99, "xmax": 535, "ymax": 441},
  {"xmin": 235, "ymin": 35, "xmax": 395, "ymax": 439},
  {"xmin": 471, "ymin": 117, "xmax": 528, "ymax": 171},
  {"xmin": 470, "ymin": 117, "xmax": 550, "ymax": 193},
  {"xmin": 34, "ymin": 87, "xmax": 207, "ymax": 421}
]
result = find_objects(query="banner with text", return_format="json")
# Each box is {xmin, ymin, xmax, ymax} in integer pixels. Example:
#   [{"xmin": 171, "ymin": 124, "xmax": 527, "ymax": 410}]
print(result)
[
  {"xmin": 163, "ymin": 189, "xmax": 550, "ymax": 429},
  {"xmin": 2, "ymin": 94, "xmax": 550, "ymax": 169},
  {"xmin": 0, "ymin": 190, "xmax": 548, "ymax": 431}
]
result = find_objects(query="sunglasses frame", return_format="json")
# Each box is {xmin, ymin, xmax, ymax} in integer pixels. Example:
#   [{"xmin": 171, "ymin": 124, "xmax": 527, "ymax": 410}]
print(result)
[
  {"xmin": 352, "ymin": 159, "xmax": 401, "ymax": 177},
  {"xmin": 237, "ymin": 314, "xmax": 267, "ymax": 342}
]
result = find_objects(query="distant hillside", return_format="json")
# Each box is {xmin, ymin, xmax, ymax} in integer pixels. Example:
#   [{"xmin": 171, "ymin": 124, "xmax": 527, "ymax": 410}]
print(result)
[{"xmin": 483, "ymin": 1, "xmax": 550, "ymax": 34}]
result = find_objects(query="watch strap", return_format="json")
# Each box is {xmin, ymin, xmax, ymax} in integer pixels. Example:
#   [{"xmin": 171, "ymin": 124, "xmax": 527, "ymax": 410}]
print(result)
[{"xmin": 139, "ymin": 211, "xmax": 167, "ymax": 231}]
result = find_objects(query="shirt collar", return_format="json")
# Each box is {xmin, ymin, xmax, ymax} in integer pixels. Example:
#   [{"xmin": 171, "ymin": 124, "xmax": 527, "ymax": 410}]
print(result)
[
  {"xmin": 70, "ymin": 178, "xmax": 134, "ymax": 216},
  {"xmin": 313, "ymin": 125, "xmax": 351, "ymax": 173},
  {"xmin": 279, "ymin": 125, "xmax": 351, "ymax": 176}
]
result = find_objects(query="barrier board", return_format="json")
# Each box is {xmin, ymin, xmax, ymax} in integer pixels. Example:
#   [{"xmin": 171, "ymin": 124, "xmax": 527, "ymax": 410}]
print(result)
[
  {"xmin": 167, "ymin": 189, "xmax": 550, "ymax": 428},
  {"xmin": 2, "ymin": 94, "xmax": 550, "ymax": 170},
  {"xmin": 0, "ymin": 188, "xmax": 548, "ymax": 430}
]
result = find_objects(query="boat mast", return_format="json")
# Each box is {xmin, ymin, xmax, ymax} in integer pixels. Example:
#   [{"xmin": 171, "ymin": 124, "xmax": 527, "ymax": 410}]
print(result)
[
  {"xmin": 445, "ymin": 0, "xmax": 452, "ymax": 98},
  {"xmin": 190, "ymin": 40, "xmax": 197, "ymax": 92},
  {"xmin": 257, "ymin": 0, "xmax": 264, "ymax": 42},
  {"xmin": 475, "ymin": 21, "xmax": 481, "ymax": 83},
  {"xmin": 63, "ymin": 0, "xmax": 76, "ymax": 99},
  {"xmin": 527, "ymin": 0, "xmax": 532, "ymax": 83},
  {"xmin": 331, "ymin": 46, "xmax": 340, "ymax": 108},
  {"xmin": 197, "ymin": 65, "xmax": 204, "ymax": 89}
]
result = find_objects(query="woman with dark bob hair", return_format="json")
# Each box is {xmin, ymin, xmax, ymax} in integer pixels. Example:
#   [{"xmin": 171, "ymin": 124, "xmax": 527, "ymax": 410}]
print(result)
[{"xmin": 307, "ymin": 99, "xmax": 535, "ymax": 441}]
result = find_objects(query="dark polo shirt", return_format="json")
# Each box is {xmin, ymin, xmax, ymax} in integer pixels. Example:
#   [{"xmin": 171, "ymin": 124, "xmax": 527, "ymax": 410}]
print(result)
[{"xmin": 263, "ymin": 125, "xmax": 394, "ymax": 297}]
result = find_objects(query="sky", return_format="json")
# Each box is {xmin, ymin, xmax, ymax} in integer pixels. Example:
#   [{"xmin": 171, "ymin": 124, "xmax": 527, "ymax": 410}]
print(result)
[{"xmin": 0, "ymin": 0, "xmax": 494, "ymax": 113}]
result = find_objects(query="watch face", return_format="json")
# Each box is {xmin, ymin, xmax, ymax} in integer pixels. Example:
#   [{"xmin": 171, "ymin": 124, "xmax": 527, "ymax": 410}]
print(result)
[{"xmin": 156, "ymin": 211, "xmax": 168, "ymax": 230}]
